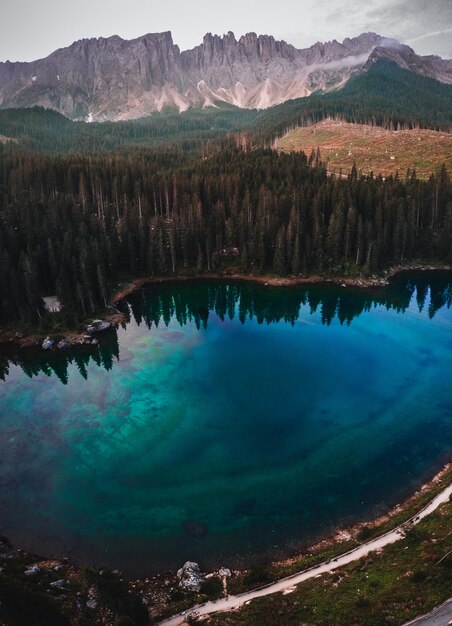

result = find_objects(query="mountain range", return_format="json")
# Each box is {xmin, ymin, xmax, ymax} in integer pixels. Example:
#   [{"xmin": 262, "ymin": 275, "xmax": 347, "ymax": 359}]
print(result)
[{"xmin": 0, "ymin": 31, "xmax": 451, "ymax": 122}]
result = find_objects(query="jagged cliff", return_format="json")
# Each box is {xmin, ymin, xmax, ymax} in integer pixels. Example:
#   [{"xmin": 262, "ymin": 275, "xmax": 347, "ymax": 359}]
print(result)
[{"xmin": 0, "ymin": 31, "xmax": 451, "ymax": 121}]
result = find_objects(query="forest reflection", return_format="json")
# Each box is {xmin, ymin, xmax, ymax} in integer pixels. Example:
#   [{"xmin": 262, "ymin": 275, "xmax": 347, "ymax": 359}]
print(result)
[{"xmin": 1, "ymin": 271, "xmax": 450, "ymax": 384}]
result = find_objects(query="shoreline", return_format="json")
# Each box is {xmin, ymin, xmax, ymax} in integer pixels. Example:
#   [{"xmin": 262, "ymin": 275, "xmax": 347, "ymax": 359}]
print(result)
[
  {"xmin": 111, "ymin": 264, "xmax": 452, "ymax": 304},
  {"xmin": 273, "ymin": 461, "xmax": 452, "ymax": 569},
  {"xmin": 146, "ymin": 461, "xmax": 451, "ymax": 619},
  {"xmin": 0, "ymin": 463, "xmax": 450, "ymax": 623},
  {"xmin": 0, "ymin": 263, "xmax": 450, "ymax": 353},
  {"xmin": 155, "ymin": 462, "xmax": 452, "ymax": 624},
  {"xmin": 159, "ymin": 483, "xmax": 452, "ymax": 626}
]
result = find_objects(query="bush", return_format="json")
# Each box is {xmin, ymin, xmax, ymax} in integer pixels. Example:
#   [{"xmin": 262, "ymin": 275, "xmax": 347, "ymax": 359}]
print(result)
[
  {"xmin": 81, "ymin": 568, "xmax": 149, "ymax": 625},
  {"xmin": 243, "ymin": 565, "xmax": 274, "ymax": 586},
  {"xmin": 357, "ymin": 526, "xmax": 374, "ymax": 541},
  {"xmin": 117, "ymin": 617, "xmax": 136, "ymax": 626},
  {"xmin": 169, "ymin": 587, "xmax": 186, "ymax": 601},
  {"xmin": 411, "ymin": 569, "xmax": 428, "ymax": 583},
  {"xmin": 200, "ymin": 577, "xmax": 223, "ymax": 599},
  {"xmin": 0, "ymin": 576, "xmax": 70, "ymax": 626}
]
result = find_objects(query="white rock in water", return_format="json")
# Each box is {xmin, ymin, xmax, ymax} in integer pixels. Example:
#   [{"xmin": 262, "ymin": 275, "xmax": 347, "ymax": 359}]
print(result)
[
  {"xmin": 25, "ymin": 564, "xmax": 41, "ymax": 575},
  {"xmin": 177, "ymin": 561, "xmax": 204, "ymax": 592}
]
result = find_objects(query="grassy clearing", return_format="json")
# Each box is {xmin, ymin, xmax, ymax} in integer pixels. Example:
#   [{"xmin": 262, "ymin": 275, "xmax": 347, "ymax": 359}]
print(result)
[
  {"xmin": 277, "ymin": 120, "xmax": 452, "ymax": 179},
  {"xmin": 205, "ymin": 500, "xmax": 452, "ymax": 626}
]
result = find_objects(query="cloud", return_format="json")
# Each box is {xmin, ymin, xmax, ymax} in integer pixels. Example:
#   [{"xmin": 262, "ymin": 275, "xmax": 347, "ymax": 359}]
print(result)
[
  {"xmin": 0, "ymin": 0, "xmax": 450, "ymax": 62},
  {"xmin": 408, "ymin": 29, "xmax": 452, "ymax": 44},
  {"xmin": 286, "ymin": 0, "xmax": 452, "ymax": 57},
  {"xmin": 362, "ymin": 0, "xmax": 452, "ymax": 56}
]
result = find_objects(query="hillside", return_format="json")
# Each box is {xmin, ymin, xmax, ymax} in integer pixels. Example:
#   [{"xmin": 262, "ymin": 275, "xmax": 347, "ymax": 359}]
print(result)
[
  {"xmin": 277, "ymin": 120, "xmax": 452, "ymax": 178},
  {"xmin": 252, "ymin": 61, "xmax": 452, "ymax": 143},
  {"xmin": 0, "ymin": 104, "xmax": 257, "ymax": 154},
  {"xmin": 0, "ymin": 62, "xmax": 451, "ymax": 156}
]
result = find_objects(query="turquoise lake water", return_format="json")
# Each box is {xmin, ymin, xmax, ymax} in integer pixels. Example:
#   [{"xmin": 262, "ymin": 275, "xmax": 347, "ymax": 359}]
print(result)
[{"xmin": 0, "ymin": 272, "xmax": 451, "ymax": 575}]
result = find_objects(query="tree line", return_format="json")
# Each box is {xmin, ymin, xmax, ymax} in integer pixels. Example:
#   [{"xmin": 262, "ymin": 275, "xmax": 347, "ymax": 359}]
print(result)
[
  {"xmin": 0, "ymin": 61, "xmax": 450, "ymax": 156},
  {"xmin": 0, "ymin": 143, "xmax": 450, "ymax": 325},
  {"xmin": 1, "ymin": 273, "xmax": 450, "ymax": 383}
]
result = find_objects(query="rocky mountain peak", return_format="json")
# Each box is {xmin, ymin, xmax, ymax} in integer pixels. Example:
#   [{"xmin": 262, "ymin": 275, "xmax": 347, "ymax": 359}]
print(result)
[{"xmin": 0, "ymin": 30, "xmax": 450, "ymax": 121}]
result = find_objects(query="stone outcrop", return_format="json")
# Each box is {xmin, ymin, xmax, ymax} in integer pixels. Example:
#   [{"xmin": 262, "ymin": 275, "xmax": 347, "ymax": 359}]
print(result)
[
  {"xmin": 86, "ymin": 320, "xmax": 111, "ymax": 334},
  {"xmin": 42, "ymin": 337, "xmax": 55, "ymax": 351},
  {"xmin": 1, "ymin": 32, "xmax": 450, "ymax": 121},
  {"xmin": 177, "ymin": 561, "xmax": 204, "ymax": 592}
]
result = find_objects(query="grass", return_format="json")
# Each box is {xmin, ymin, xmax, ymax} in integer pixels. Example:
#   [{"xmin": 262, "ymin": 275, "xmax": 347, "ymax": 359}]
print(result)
[
  {"xmin": 277, "ymin": 120, "xmax": 452, "ymax": 179},
  {"xmin": 205, "ymin": 500, "xmax": 452, "ymax": 626}
]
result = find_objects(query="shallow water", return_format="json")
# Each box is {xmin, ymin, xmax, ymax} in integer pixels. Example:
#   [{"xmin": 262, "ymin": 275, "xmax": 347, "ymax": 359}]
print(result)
[{"xmin": 0, "ymin": 272, "xmax": 451, "ymax": 575}]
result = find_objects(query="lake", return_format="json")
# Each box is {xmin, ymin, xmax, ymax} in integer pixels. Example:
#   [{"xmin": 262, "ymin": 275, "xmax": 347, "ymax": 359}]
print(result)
[{"xmin": 0, "ymin": 272, "xmax": 451, "ymax": 576}]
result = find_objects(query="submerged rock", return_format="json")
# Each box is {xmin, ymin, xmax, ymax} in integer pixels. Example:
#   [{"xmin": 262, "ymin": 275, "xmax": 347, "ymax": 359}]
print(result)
[
  {"xmin": 42, "ymin": 337, "xmax": 54, "ymax": 351},
  {"xmin": 177, "ymin": 561, "xmax": 204, "ymax": 592},
  {"xmin": 24, "ymin": 564, "xmax": 41, "ymax": 575},
  {"xmin": 183, "ymin": 519, "xmax": 208, "ymax": 538},
  {"xmin": 233, "ymin": 497, "xmax": 256, "ymax": 517},
  {"xmin": 57, "ymin": 339, "xmax": 69, "ymax": 349}
]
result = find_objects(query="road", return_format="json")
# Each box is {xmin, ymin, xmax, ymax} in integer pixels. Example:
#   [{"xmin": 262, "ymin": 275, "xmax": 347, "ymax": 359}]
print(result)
[
  {"xmin": 159, "ymin": 482, "xmax": 452, "ymax": 626},
  {"xmin": 403, "ymin": 599, "xmax": 452, "ymax": 625}
]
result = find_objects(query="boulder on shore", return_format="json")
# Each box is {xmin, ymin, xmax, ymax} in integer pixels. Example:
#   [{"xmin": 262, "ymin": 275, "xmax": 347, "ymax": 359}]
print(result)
[
  {"xmin": 177, "ymin": 561, "xmax": 204, "ymax": 592},
  {"xmin": 218, "ymin": 567, "xmax": 232, "ymax": 578},
  {"xmin": 86, "ymin": 320, "xmax": 111, "ymax": 334},
  {"xmin": 42, "ymin": 337, "xmax": 55, "ymax": 351}
]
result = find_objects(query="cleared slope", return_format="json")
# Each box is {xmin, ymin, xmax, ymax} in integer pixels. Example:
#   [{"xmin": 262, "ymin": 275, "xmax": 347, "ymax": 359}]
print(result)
[
  {"xmin": 253, "ymin": 61, "xmax": 452, "ymax": 143},
  {"xmin": 277, "ymin": 120, "xmax": 452, "ymax": 178}
]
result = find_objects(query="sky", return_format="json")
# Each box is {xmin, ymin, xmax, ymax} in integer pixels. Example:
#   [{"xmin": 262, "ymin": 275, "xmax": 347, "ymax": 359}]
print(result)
[{"xmin": 0, "ymin": 0, "xmax": 451, "ymax": 62}]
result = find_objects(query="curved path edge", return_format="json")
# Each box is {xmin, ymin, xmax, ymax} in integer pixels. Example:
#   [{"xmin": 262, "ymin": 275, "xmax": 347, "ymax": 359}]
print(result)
[
  {"xmin": 159, "ymin": 482, "xmax": 452, "ymax": 626},
  {"xmin": 402, "ymin": 598, "xmax": 452, "ymax": 625}
]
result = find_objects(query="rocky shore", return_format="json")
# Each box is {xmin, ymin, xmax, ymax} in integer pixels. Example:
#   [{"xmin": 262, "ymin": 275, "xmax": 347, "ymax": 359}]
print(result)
[
  {"xmin": 0, "ymin": 312, "xmax": 125, "ymax": 351},
  {"xmin": 111, "ymin": 263, "xmax": 452, "ymax": 301}
]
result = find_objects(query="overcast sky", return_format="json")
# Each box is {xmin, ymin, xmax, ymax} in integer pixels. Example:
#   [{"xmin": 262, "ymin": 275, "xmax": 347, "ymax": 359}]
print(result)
[{"xmin": 1, "ymin": 0, "xmax": 451, "ymax": 62}]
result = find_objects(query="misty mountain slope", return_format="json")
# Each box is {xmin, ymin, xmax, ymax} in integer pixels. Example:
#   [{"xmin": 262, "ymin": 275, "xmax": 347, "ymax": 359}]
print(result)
[
  {"xmin": 251, "ymin": 61, "xmax": 452, "ymax": 142},
  {"xmin": 0, "ymin": 31, "xmax": 451, "ymax": 121}
]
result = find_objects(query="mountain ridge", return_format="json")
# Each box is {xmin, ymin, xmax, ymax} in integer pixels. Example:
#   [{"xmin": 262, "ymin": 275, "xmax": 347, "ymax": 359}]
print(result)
[{"xmin": 0, "ymin": 31, "xmax": 451, "ymax": 121}]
